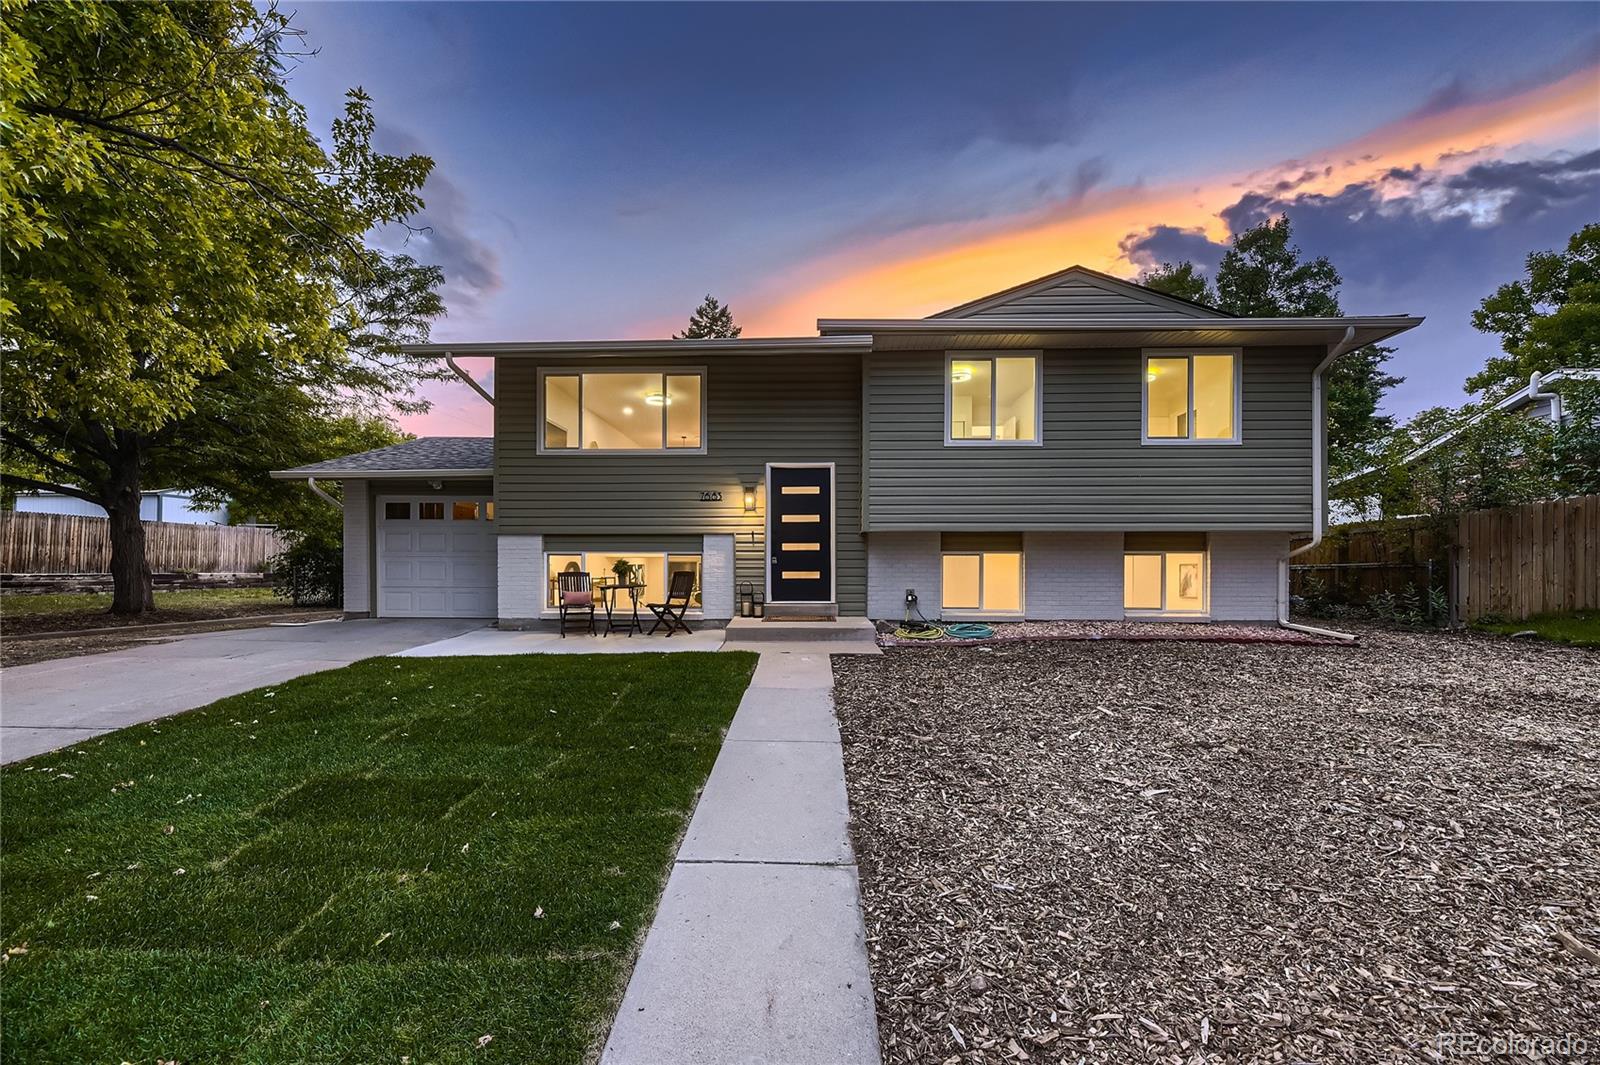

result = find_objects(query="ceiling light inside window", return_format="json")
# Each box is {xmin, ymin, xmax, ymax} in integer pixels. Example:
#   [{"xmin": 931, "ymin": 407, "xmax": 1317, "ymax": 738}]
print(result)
[
  {"xmin": 644, "ymin": 393, "xmax": 671, "ymax": 406},
  {"xmin": 622, "ymin": 405, "xmax": 635, "ymax": 416},
  {"xmin": 951, "ymin": 366, "xmax": 973, "ymax": 383}
]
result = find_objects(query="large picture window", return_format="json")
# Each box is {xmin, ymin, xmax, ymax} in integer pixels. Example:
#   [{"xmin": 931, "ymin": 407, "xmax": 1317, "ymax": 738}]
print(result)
[
  {"xmin": 1143, "ymin": 352, "xmax": 1238, "ymax": 443},
  {"xmin": 947, "ymin": 354, "xmax": 1040, "ymax": 444},
  {"xmin": 545, "ymin": 550, "xmax": 702, "ymax": 611},
  {"xmin": 542, "ymin": 369, "xmax": 705, "ymax": 453}
]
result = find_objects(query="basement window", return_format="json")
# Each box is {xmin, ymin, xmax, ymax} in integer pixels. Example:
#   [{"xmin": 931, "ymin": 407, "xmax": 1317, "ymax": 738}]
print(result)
[{"xmin": 940, "ymin": 533, "xmax": 1024, "ymax": 614}]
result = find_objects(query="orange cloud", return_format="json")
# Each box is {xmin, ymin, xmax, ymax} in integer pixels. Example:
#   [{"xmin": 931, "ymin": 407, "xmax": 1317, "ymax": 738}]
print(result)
[{"xmin": 739, "ymin": 65, "xmax": 1600, "ymax": 334}]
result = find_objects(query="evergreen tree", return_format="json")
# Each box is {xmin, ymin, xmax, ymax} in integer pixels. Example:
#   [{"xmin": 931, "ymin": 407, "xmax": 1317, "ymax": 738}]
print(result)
[{"xmin": 675, "ymin": 294, "xmax": 741, "ymax": 339}]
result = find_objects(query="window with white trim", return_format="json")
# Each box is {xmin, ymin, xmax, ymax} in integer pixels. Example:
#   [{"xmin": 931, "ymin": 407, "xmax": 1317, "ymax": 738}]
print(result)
[
  {"xmin": 1122, "ymin": 534, "xmax": 1208, "ymax": 615},
  {"xmin": 939, "ymin": 534, "xmax": 1024, "ymax": 613},
  {"xmin": 947, "ymin": 354, "xmax": 1040, "ymax": 444},
  {"xmin": 1143, "ymin": 352, "xmax": 1239, "ymax": 443},
  {"xmin": 542, "ymin": 370, "xmax": 705, "ymax": 452},
  {"xmin": 544, "ymin": 550, "xmax": 702, "ymax": 610}
]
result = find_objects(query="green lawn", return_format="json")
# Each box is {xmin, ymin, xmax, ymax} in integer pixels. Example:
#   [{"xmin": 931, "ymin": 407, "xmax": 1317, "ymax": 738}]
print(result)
[
  {"xmin": 1, "ymin": 586, "xmax": 278, "ymax": 617},
  {"xmin": 1, "ymin": 652, "xmax": 756, "ymax": 1064},
  {"xmin": 1474, "ymin": 610, "xmax": 1600, "ymax": 647}
]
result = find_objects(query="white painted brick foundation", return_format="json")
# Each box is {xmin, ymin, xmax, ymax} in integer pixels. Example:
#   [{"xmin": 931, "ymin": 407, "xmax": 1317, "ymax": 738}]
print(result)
[
  {"xmin": 702, "ymin": 534, "xmax": 736, "ymax": 620},
  {"xmin": 496, "ymin": 534, "xmax": 543, "ymax": 625},
  {"xmin": 342, "ymin": 479, "xmax": 371, "ymax": 617},
  {"xmin": 1208, "ymin": 531, "xmax": 1289, "ymax": 621},
  {"xmin": 868, "ymin": 528, "xmax": 1290, "ymax": 622},
  {"xmin": 1023, "ymin": 532, "xmax": 1124, "ymax": 619},
  {"xmin": 866, "ymin": 532, "xmax": 941, "ymax": 620}
]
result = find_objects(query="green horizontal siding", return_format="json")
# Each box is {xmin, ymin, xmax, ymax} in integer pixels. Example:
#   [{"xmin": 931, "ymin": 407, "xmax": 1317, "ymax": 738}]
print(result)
[
  {"xmin": 864, "ymin": 347, "xmax": 1317, "ymax": 530},
  {"xmin": 495, "ymin": 354, "xmax": 865, "ymax": 614}
]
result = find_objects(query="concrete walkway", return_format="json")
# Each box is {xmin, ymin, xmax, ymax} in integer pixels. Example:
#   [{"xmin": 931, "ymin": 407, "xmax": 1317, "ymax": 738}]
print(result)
[
  {"xmin": 602, "ymin": 642, "xmax": 883, "ymax": 1065},
  {"xmin": 0, "ymin": 618, "xmax": 481, "ymax": 763}
]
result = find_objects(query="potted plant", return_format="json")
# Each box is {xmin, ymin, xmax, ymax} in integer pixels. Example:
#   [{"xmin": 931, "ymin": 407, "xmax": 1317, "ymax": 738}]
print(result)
[{"xmin": 611, "ymin": 558, "xmax": 634, "ymax": 585}]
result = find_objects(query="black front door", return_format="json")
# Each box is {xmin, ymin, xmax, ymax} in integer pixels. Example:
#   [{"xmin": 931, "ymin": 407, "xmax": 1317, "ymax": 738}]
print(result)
[{"xmin": 768, "ymin": 465, "xmax": 833, "ymax": 603}]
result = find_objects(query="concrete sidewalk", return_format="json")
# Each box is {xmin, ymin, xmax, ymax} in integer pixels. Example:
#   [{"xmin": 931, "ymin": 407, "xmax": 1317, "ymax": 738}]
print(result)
[
  {"xmin": 601, "ymin": 643, "xmax": 882, "ymax": 1065},
  {"xmin": 1, "ymin": 618, "xmax": 481, "ymax": 763}
]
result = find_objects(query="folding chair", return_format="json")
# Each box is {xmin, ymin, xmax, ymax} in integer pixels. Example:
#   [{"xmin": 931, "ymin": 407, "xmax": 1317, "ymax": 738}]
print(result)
[
  {"xmin": 557, "ymin": 570, "xmax": 596, "ymax": 638},
  {"xmin": 648, "ymin": 569, "xmax": 696, "ymax": 636}
]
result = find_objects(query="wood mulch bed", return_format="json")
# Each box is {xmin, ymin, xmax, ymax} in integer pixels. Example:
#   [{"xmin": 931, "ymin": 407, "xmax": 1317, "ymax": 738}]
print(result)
[{"xmin": 834, "ymin": 626, "xmax": 1600, "ymax": 1063}]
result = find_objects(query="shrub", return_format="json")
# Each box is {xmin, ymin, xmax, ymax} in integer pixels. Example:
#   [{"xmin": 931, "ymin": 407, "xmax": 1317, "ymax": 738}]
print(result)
[{"xmin": 269, "ymin": 536, "xmax": 342, "ymax": 607}]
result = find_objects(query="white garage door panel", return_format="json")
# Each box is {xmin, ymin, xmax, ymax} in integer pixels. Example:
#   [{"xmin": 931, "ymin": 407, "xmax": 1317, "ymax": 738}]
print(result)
[{"xmin": 376, "ymin": 495, "xmax": 496, "ymax": 618}]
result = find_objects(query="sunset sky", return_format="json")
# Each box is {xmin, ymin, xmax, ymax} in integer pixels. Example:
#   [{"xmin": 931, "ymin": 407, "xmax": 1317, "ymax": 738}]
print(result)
[{"xmin": 281, "ymin": 2, "xmax": 1600, "ymax": 435}]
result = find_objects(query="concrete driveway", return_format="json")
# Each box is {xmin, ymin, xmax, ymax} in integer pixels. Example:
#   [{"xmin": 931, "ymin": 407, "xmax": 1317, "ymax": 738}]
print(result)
[{"xmin": 0, "ymin": 618, "xmax": 482, "ymax": 764}]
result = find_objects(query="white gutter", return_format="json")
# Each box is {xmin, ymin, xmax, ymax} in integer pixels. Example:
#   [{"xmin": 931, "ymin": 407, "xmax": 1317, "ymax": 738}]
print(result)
[
  {"xmin": 306, "ymin": 476, "xmax": 339, "ymax": 506},
  {"xmin": 445, "ymin": 352, "xmax": 495, "ymax": 406},
  {"xmin": 1280, "ymin": 325, "xmax": 1360, "ymax": 642}
]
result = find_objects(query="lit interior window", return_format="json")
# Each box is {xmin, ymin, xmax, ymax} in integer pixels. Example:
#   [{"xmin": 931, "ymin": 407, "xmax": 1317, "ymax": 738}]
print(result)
[
  {"xmin": 451, "ymin": 501, "xmax": 479, "ymax": 520},
  {"xmin": 1123, "ymin": 549, "xmax": 1207, "ymax": 613},
  {"xmin": 545, "ymin": 551, "xmax": 702, "ymax": 609},
  {"xmin": 1145, "ymin": 354, "xmax": 1236, "ymax": 441},
  {"xmin": 950, "ymin": 356, "xmax": 1038, "ymax": 442},
  {"xmin": 941, "ymin": 552, "xmax": 1023, "ymax": 612},
  {"xmin": 543, "ymin": 371, "xmax": 705, "ymax": 451}
]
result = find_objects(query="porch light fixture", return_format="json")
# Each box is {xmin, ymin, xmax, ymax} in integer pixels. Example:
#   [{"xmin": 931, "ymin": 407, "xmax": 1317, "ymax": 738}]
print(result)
[{"xmin": 743, "ymin": 486, "xmax": 757, "ymax": 512}]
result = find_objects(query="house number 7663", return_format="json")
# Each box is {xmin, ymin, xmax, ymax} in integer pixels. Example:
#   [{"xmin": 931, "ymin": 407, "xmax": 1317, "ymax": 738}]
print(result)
[{"xmin": 698, "ymin": 491, "xmax": 723, "ymax": 502}]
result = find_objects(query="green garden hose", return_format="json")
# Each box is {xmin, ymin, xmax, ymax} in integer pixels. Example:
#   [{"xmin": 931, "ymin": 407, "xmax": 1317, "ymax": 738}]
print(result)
[{"xmin": 941, "ymin": 622, "xmax": 995, "ymax": 640}]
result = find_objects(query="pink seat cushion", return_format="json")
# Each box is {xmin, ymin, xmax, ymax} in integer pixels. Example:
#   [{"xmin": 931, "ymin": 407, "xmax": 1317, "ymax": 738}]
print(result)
[{"xmin": 561, "ymin": 590, "xmax": 593, "ymax": 607}]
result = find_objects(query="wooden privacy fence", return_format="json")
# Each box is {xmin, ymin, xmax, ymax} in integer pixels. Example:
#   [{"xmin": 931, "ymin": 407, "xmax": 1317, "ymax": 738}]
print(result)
[
  {"xmin": 0, "ymin": 511, "xmax": 286, "ymax": 574},
  {"xmin": 1458, "ymin": 494, "xmax": 1599, "ymax": 621},
  {"xmin": 1292, "ymin": 495, "xmax": 1600, "ymax": 622}
]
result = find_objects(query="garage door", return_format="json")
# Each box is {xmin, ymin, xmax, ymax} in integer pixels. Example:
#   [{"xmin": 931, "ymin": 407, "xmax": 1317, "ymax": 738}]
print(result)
[{"xmin": 376, "ymin": 496, "xmax": 496, "ymax": 618}]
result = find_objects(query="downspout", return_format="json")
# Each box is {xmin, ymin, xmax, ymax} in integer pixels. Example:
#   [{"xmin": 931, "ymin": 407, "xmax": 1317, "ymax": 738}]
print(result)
[
  {"xmin": 1525, "ymin": 370, "xmax": 1560, "ymax": 424},
  {"xmin": 446, "ymin": 352, "xmax": 495, "ymax": 406},
  {"xmin": 306, "ymin": 476, "xmax": 339, "ymax": 506},
  {"xmin": 1279, "ymin": 325, "xmax": 1360, "ymax": 642}
]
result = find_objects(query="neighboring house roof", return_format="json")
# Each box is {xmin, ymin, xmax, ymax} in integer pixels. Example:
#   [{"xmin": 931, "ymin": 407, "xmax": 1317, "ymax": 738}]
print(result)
[
  {"xmin": 934, "ymin": 264, "xmax": 1225, "ymax": 320},
  {"xmin": 1335, "ymin": 368, "xmax": 1600, "ymax": 487},
  {"xmin": 271, "ymin": 437, "xmax": 493, "ymax": 479}
]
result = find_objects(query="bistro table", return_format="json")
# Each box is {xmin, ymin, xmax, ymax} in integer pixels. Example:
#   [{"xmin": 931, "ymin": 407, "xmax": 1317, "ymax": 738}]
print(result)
[{"xmin": 600, "ymin": 581, "xmax": 647, "ymax": 636}]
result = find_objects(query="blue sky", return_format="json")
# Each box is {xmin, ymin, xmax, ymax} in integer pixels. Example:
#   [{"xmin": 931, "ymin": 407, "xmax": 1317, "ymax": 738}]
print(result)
[{"xmin": 280, "ymin": 2, "xmax": 1600, "ymax": 434}]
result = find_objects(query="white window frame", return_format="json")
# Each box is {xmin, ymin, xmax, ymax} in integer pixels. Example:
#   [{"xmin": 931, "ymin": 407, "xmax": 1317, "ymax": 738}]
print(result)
[
  {"xmin": 944, "ymin": 352, "xmax": 1044, "ymax": 447},
  {"xmin": 537, "ymin": 366, "xmax": 708, "ymax": 456},
  {"xmin": 1122, "ymin": 549, "xmax": 1210, "ymax": 617},
  {"xmin": 541, "ymin": 549, "xmax": 705, "ymax": 616},
  {"xmin": 1140, "ymin": 349, "xmax": 1242, "ymax": 446},
  {"xmin": 939, "ymin": 550, "xmax": 1026, "ymax": 617}
]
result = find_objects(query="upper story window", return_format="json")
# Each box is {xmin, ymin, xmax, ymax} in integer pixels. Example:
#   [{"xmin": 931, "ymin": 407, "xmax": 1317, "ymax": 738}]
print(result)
[
  {"xmin": 1142, "ymin": 351, "xmax": 1239, "ymax": 444},
  {"xmin": 946, "ymin": 353, "xmax": 1041, "ymax": 445},
  {"xmin": 541, "ymin": 369, "xmax": 706, "ymax": 453}
]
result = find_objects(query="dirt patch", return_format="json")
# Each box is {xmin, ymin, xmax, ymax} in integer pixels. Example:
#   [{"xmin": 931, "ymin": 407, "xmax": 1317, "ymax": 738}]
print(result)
[
  {"xmin": 2, "ymin": 600, "xmax": 319, "ymax": 637},
  {"xmin": 834, "ymin": 626, "xmax": 1600, "ymax": 1063},
  {"xmin": 0, "ymin": 633, "xmax": 175, "ymax": 668}
]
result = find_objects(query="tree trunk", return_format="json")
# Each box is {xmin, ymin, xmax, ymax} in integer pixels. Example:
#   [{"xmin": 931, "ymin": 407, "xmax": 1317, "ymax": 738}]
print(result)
[{"xmin": 106, "ymin": 446, "xmax": 155, "ymax": 614}]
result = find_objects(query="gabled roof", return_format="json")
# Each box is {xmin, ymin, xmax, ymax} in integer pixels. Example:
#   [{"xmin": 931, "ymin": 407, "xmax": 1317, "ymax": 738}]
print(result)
[
  {"xmin": 271, "ymin": 437, "xmax": 493, "ymax": 479},
  {"xmin": 935, "ymin": 264, "xmax": 1224, "ymax": 321}
]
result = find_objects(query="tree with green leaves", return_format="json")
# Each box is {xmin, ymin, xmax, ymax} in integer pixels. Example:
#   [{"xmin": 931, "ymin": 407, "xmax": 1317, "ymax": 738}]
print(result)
[
  {"xmin": 1137, "ymin": 261, "xmax": 1215, "ymax": 306},
  {"xmin": 1467, "ymin": 224, "xmax": 1600, "ymax": 397},
  {"xmin": 1134, "ymin": 219, "xmax": 1402, "ymax": 477},
  {"xmin": 674, "ymin": 294, "xmax": 741, "ymax": 339},
  {"xmin": 1, "ymin": 0, "xmax": 447, "ymax": 612}
]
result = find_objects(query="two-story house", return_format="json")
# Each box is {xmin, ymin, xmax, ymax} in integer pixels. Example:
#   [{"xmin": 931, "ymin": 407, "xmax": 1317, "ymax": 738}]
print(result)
[{"xmin": 273, "ymin": 266, "xmax": 1421, "ymax": 627}]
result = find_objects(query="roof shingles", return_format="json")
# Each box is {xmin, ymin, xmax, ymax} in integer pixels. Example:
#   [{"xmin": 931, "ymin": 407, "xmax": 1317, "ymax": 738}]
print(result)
[{"xmin": 275, "ymin": 437, "xmax": 493, "ymax": 477}]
